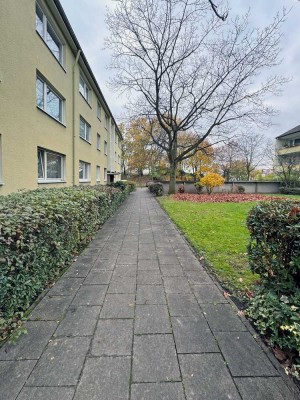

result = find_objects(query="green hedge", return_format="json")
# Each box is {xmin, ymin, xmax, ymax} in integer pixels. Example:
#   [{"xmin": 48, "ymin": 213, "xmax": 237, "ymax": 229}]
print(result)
[
  {"xmin": 0, "ymin": 185, "xmax": 133, "ymax": 339},
  {"xmin": 246, "ymin": 201, "xmax": 300, "ymax": 378},
  {"xmin": 148, "ymin": 182, "xmax": 163, "ymax": 196}
]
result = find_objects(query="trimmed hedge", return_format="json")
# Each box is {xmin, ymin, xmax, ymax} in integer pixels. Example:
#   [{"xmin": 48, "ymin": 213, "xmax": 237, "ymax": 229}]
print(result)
[
  {"xmin": 279, "ymin": 187, "xmax": 300, "ymax": 195},
  {"xmin": 246, "ymin": 201, "xmax": 300, "ymax": 378},
  {"xmin": 148, "ymin": 182, "xmax": 163, "ymax": 196},
  {"xmin": 0, "ymin": 185, "xmax": 133, "ymax": 339}
]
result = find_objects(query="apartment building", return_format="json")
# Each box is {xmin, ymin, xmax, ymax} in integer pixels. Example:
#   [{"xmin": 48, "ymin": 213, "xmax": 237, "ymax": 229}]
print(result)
[
  {"xmin": 0, "ymin": 0, "xmax": 122, "ymax": 195},
  {"xmin": 275, "ymin": 125, "xmax": 300, "ymax": 167}
]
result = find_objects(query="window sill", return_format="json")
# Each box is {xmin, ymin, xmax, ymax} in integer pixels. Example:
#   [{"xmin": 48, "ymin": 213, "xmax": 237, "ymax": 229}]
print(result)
[
  {"xmin": 97, "ymin": 148, "xmax": 101, "ymax": 152},
  {"xmin": 0, "ymin": 182, "xmax": 4, "ymax": 186},
  {"xmin": 38, "ymin": 180, "xmax": 66, "ymax": 184},
  {"xmin": 80, "ymin": 137, "xmax": 92, "ymax": 145},
  {"xmin": 79, "ymin": 93, "xmax": 92, "ymax": 109},
  {"xmin": 37, "ymin": 107, "xmax": 66, "ymax": 127},
  {"xmin": 97, "ymin": 116, "xmax": 101, "ymax": 122},
  {"xmin": 36, "ymin": 32, "xmax": 66, "ymax": 73},
  {"xmin": 79, "ymin": 179, "xmax": 91, "ymax": 183}
]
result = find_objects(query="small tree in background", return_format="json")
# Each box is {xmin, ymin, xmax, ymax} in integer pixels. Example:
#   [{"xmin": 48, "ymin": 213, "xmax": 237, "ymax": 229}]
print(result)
[{"xmin": 200, "ymin": 173, "xmax": 225, "ymax": 194}]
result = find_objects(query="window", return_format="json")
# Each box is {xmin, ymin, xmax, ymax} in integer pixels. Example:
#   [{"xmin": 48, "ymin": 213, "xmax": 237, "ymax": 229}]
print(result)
[
  {"xmin": 79, "ymin": 75, "xmax": 91, "ymax": 103},
  {"xmin": 36, "ymin": 75, "xmax": 63, "ymax": 122},
  {"xmin": 104, "ymin": 168, "xmax": 107, "ymax": 181},
  {"xmin": 80, "ymin": 117, "xmax": 91, "ymax": 142},
  {"xmin": 104, "ymin": 141, "xmax": 108, "ymax": 155},
  {"xmin": 36, "ymin": 3, "xmax": 63, "ymax": 63},
  {"xmin": 115, "ymin": 152, "xmax": 117, "ymax": 163},
  {"xmin": 97, "ymin": 103, "xmax": 102, "ymax": 120},
  {"xmin": 79, "ymin": 161, "xmax": 90, "ymax": 182},
  {"xmin": 96, "ymin": 166, "xmax": 101, "ymax": 182},
  {"xmin": 38, "ymin": 148, "xmax": 64, "ymax": 182},
  {"xmin": 118, "ymin": 155, "xmax": 121, "ymax": 165},
  {"xmin": 97, "ymin": 133, "xmax": 101, "ymax": 150},
  {"xmin": 105, "ymin": 114, "xmax": 109, "ymax": 130}
]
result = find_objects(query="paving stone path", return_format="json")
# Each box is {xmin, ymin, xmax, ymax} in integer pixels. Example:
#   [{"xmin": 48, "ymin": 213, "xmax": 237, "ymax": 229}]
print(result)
[{"xmin": 0, "ymin": 188, "xmax": 298, "ymax": 400}]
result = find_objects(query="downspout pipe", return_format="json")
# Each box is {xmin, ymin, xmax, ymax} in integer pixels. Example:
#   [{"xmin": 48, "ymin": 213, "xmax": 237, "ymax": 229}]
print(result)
[{"xmin": 72, "ymin": 49, "xmax": 81, "ymax": 186}]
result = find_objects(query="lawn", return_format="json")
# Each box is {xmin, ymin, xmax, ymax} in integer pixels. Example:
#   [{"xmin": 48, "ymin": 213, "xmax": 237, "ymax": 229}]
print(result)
[{"xmin": 159, "ymin": 197, "xmax": 260, "ymax": 297}]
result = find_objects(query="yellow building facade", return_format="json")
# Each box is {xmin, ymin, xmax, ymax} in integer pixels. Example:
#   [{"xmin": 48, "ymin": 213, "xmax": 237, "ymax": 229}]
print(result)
[{"xmin": 0, "ymin": 0, "xmax": 122, "ymax": 196}]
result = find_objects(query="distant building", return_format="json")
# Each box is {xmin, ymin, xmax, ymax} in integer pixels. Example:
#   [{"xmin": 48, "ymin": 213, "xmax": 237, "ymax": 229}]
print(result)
[
  {"xmin": 0, "ymin": 0, "xmax": 122, "ymax": 195},
  {"xmin": 276, "ymin": 125, "xmax": 300, "ymax": 166}
]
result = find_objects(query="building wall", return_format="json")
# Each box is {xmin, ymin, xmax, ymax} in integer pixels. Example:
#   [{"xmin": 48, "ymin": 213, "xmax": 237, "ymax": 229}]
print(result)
[{"xmin": 0, "ymin": 0, "xmax": 122, "ymax": 195}]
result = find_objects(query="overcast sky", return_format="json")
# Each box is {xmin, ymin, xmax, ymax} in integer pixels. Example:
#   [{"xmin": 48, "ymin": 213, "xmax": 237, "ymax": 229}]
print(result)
[{"xmin": 60, "ymin": 0, "xmax": 300, "ymax": 139}]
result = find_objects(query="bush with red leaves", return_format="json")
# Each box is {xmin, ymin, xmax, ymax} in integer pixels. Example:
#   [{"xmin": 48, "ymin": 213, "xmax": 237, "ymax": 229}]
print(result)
[{"xmin": 171, "ymin": 193, "xmax": 284, "ymax": 203}]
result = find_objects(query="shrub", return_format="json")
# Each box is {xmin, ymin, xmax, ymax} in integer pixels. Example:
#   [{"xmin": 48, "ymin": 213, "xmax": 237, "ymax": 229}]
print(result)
[
  {"xmin": 237, "ymin": 185, "xmax": 245, "ymax": 193},
  {"xmin": 108, "ymin": 180, "xmax": 136, "ymax": 192},
  {"xmin": 246, "ymin": 200, "xmax": 300, "ymax": 377},
  {"xmin": 279, "ymin": 187, "xmax": 300, "ymax": 195},
  {"xmin": 194, "ymin": 182, "xmax": 203, "ymax": 193},
  {"xmin": 0, "ymin": 185, "xmax": 131, "ymax": 340},
  {"xmin": 200, "ymin": 173, "xmax": 225, "ymax": 194},
  {"xmin": 148, "ymin": 182, "xmax": 163, "ymax": 196},
  {"xmin": 178, "ymin": 184, "xmax": 185, "ymax": 193}
]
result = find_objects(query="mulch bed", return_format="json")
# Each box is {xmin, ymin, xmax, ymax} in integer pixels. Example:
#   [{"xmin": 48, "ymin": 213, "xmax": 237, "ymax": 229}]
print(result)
[{"xmin": 171, "ymin": 193, "xmax": 286, "ymax": 203}]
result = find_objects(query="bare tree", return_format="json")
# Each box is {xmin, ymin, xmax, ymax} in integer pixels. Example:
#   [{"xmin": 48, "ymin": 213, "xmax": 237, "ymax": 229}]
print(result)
[
  {"xmin": 106, "ymin": 0, "xmax": 286, "ymax": 193},
  {"xmin": 214, "ymin": 140, "xmax": 240, "ymax": 180},
  {"xmin": 235, "ymin": 132, "xmax": 270, "ymax": 180}
]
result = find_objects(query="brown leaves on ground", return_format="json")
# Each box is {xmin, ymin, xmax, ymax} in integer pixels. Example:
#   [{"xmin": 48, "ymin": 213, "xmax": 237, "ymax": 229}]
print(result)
[{"xmin": 172, "ymin": 193, "xmax": 285, "ymax": 203}]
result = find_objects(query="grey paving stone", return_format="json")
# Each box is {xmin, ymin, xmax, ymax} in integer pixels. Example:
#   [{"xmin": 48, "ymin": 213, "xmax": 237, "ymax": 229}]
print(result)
[
  {"xmin": 185, "ymin": 270, "xmax": 214, "ymax": 284},
  {"xmin": 93, "ymin": 259, "xmax": 116, "ymax": 270},
  {"xmin": 158, "ymin": 255, "xmax": 180, "ymax": 264},
  {"xmin": 55, "ymin": 306, "xmax": 101, "ymax": 337},
  {"xmin": 160, "ymin": 264, "xmax": 185, "ymax": 277},
  {"xmin": 84, "ymin": 270, "xmax": 112, "ymax": 285},
  {"xmin": 71, "ymin": 284, "xmax": 107, "ymax": 306},
  {"xmin": 64, "ymin": 262, "xmax": 93, "ymax": 278},
  {"xmin": 117, "ymin": 254, "xmax": 138, "ymax": 264},
  {"xmin": 91, "ymin": 319, "xmax": 133, "ymax": 356},
  {"xmin": 163, "ymin": 277, "xmax": 192, "ymax": 293},
  {"xmin": 29, "ymin": 295, "xmax": 73, "ymax": 321},
  {"xmin": 131, "ymin": 382, "xmax": 185, "ymax": 400},
  {"xmin": 192, "ymin": 284, "xmax": 228, "ymax": 303},
  {"xmin": 138, "ymin": 259, "xmax": 160, "ymax": 270},
  {"xmin": 0, "ymin": 360, "xmax": 36, "ymax": 400},
  {"xmin": 76, "ymin": 254, "xmax": 98, "ymax": 264},
  {"xmin": 74, "ymin": 357, "xmax": 131, "ymax": 400},
  {"xmin": 216, "ymin": 332, "xmax": 278, "ymax": 377},
  {"xmin": 172, "ymin": 316, "xmax": 219, "ymax": 353},
  {"xmin": 139, "ymin": 244, "xmax": 156, "ymax": 252},
  {"xmin": 27, "ymin": 337, "xmax": 90, "ymax": 386},
  {"xmin": 48, "ymin": 278, "xmax": 84, "ymax": 296},
  {"xmin": 108, "ymin": 276, "xmax": 136, "ymax": 294},
  {"xmin": 135, "ymin": 305, "xmax": 172, "ymax": 334},
  {"xmin": 179, "ymin": 354, "xmax": 241, "ymax": 400},
  {"xmin": 137, "ymin": 271, "xmax": 162, "ymax": 285},
  {"xmin": 234, "ymin": 377, "xmax": 295, "ymax": 400},
  {"xmin": 201, "ymin": 304, "xmax": 247, "ymax": 332},
  {"xmin": 113, "ymin": 265, "xmax": 137, "ymax": 277},
  {"xmin": 17, "ymin": 387, "xmax": 75, "ymax": 400},
  {"xmin": 100, "ymin": 294, "xmax": 135, "ymax": 318},
  {"xmin": 180, "ymin": 259, "xmax": 204, "ymax": 271},
  {"xmin": 167, "ymin": 294, "xmax": 202, "ymax": 317},
  {"xmin": 133, "ymin": 334, "xmax": 181, "ymax": 382},
  {"xmin": 0, "ymin": 321, "xmax": 57, "ymax": 361},
  {"xmin": 138, "ymin": 252, "xmax": 158, "ymax": 260},
  {"xmin": 136, "ymin": 285, "xmax": 166, "ymax": 305}
]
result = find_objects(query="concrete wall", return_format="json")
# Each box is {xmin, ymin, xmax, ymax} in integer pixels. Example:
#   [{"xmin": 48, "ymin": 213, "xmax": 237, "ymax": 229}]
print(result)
[
  {"xmin": 0, "ymin": 0, "xmax": 122, "ymax": 195},
  {"xmin": 160, "ymin": 181, "xmax": 281, "ymax": 194}
]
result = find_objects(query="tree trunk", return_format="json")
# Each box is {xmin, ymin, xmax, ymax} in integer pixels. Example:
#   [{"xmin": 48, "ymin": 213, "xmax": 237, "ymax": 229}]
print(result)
[{"xmin": 169, "ymin": 162, "xmax": 177, "ymax": 194}]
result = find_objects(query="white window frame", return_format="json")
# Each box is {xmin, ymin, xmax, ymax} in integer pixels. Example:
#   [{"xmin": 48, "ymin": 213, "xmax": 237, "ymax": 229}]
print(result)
[
  {"xmin": 105, "ymin": 114, "xmax": 109, "ymax": 130},
  {"xmin": 96, "ymin": 165, "xmax": 101, "ymax": 182},
  {"xmin": 79, "ymin": 74, "xmax": 91, "ymax": 103},
  {"xmin": 104, "ymin": 140, "xmax": 108, "ymax": 155},
  {"xmin": 36, "ymin": 74, "xmax": 64, "ymax": 123},
  {"xmin": 97, "ymin": 102, "xmax": 102, "ymax": 120},
  {"xmin": 97, "ymin": 133, "xmax": 101, "ymax": 151},
  {"xmin": 104, "ymin": 168, "xmax": 107, "ymax": 182},
  {"xmin": 35, "ymin": 2, "xmax": 63, "ymax": 64},
  {"xmin": 38, "ymin": 148, "xmax": 65, "ymax": 183},
  {"xmin": 80, "ymin": 117, "xmax": 91, "ymax": 142},
  {"xmin": 79, "ymin": 160, "xmax": 91, "ymax": 182}
]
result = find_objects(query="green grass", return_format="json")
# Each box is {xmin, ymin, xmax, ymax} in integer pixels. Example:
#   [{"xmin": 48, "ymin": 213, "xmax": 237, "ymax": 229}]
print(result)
[{"xmin": 159, "ymin": 197, "xmax": 259, "ymax": 296}]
